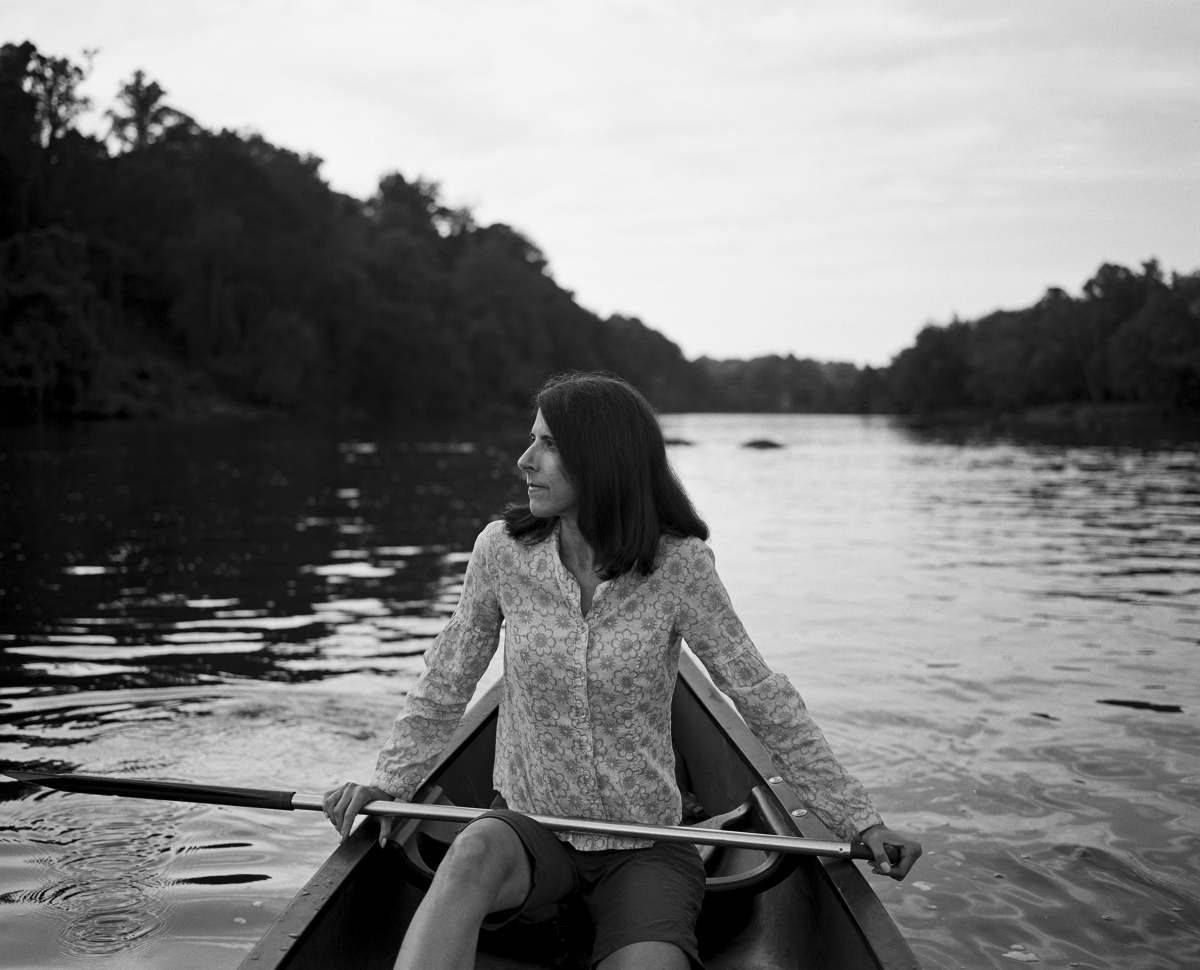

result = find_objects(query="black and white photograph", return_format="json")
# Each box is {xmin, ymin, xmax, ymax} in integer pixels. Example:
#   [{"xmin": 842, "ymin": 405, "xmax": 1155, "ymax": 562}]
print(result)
[{"xmin": 1, "ymin": 2, "xmax": 1198, "ymax": 968}]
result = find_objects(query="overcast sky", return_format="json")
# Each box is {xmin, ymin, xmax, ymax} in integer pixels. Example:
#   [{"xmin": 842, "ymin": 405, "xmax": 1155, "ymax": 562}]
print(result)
[{"xmin": 7, "ymin": 0, "xmax": 1199, "ymax": 364}]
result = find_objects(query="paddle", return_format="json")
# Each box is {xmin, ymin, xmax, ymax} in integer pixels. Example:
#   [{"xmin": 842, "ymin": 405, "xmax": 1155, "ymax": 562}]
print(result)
[{"xmin": 5, "ymin": 769, "xmax": 884, "ymax": 862}]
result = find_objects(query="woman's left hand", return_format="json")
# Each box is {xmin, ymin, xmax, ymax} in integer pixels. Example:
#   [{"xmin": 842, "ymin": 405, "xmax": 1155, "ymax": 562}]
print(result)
[{"xmin": 857, "ymin": 823, "xmax": 922, "ymax": 880}]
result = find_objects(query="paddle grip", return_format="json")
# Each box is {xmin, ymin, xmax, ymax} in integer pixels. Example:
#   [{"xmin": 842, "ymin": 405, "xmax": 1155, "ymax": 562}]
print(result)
[{"xmin": 849, "ymin": 842, "xmax": 902, "ymax": 865}]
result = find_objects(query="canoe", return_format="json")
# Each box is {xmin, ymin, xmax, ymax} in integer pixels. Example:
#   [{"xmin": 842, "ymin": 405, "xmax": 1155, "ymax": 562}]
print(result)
[{"xmin": 240, "ymin": 651, "xmax": 920, "ymax": 969}]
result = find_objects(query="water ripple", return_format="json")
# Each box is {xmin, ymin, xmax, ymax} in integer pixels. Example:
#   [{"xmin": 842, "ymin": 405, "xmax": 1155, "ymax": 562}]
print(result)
[{"xmin": 19, "ymin": 799, "xmax": 185, "ymax": 956}]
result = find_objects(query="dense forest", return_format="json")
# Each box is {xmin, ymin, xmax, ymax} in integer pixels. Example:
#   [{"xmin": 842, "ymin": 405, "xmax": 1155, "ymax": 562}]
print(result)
[
  {"xmin": 2, "ymin": 41, "xmax": 1197, "ymax": 423},
  {"xmin": 0, "ymin": 41, "xmax": 714, "ymax": 420},
  {"xmin": 887, "ymin": 261, "xmax": 1200, "ymax": 415},
  {"xmin": 698, "ymin": 356, "xmax": 893, "ymax": 414}
]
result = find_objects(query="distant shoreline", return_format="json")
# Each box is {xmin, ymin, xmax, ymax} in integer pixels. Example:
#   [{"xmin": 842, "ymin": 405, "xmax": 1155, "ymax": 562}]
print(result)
[
  {"xmin": 900, "ymin": 402, "xmax": 1200, "ymax": 446},
  {"xmin": 6, "ymin": 399, "xmax": 1199, "ymax": 447}
]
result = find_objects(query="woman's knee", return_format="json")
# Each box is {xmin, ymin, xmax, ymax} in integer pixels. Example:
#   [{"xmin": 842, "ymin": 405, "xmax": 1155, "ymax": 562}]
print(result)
[
  {"xmin": 435, "ymin": 818, "xmax": 527, "ymax": 892},
  {"xmin": 597, "ymin": 941, "xmax": 692, "ymax": 970}
]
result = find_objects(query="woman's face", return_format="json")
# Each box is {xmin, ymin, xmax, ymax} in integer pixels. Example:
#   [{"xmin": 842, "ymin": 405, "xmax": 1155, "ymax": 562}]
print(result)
[{"xmin": 518, "ymin": 409, "xmax": 579, "ymax": 520}]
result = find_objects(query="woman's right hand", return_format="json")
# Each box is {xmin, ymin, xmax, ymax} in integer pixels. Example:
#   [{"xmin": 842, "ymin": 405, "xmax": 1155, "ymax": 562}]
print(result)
[{"xmin": 323, "ymin": 782, "xmax": 395, "ymax": 845}]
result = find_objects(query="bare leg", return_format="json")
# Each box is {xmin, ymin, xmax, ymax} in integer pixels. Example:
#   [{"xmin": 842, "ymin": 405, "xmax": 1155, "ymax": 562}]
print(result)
[
  {"xmin": 394, "ymin": 818, "xmax": 533, "ymax": 970},
  {"xmin": 597, "ymin": 941, "xmax": 691, "ymax": 969}
]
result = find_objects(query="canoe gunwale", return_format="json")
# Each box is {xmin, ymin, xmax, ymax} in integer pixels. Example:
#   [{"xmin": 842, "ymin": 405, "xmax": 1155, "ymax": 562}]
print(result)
[{"xmin": 674, "ymin": 652, "xmax": 920, "ymax": 970}]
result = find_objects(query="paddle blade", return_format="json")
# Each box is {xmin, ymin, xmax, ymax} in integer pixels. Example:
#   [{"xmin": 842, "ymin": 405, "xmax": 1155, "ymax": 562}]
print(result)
[{"xmin": 4, "ymin": 770, "xmax": 296, "ymax": 811}]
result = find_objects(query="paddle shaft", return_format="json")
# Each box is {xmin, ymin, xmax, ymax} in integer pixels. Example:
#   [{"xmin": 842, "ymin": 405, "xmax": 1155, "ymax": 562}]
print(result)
[
  {"xmin": 5, "ymin": 770, "xmax": 877, "ymax": 861},
  {"xmin": 289, "ymin": 794, "xmax": 876, "ymax": 860}
]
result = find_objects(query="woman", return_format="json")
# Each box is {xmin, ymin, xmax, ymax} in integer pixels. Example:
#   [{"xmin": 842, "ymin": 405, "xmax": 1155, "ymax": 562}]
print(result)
[{"xmin": 325, "ymin": 372, "xmax": 921, "ymax": 970}]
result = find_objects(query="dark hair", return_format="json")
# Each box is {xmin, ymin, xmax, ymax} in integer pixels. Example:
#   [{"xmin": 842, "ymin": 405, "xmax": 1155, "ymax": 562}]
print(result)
[{"xmin": 503, "ymin": 372, "xmax": 708, "ymax": 578}]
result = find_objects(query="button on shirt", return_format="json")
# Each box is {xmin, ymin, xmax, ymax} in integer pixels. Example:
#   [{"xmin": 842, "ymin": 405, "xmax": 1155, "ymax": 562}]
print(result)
[{"xmin": 372, "ymin": 520, "xmax": 883, "ymax": 850}]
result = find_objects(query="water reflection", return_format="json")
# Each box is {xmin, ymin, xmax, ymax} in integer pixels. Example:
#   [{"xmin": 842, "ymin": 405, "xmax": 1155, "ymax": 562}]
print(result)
[{"xmin": 0, "ymin": 420, "xmax": 525, "ymax": 695}]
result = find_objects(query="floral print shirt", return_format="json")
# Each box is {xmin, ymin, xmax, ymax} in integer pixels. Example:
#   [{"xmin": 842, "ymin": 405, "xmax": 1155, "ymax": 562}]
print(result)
[{"xmin": 372, "ymin": 520, "xmax": 883, "ymax": 850}]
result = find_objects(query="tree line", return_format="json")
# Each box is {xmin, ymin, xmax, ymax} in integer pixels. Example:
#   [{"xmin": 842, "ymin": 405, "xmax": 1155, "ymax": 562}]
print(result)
[
  {"xmin": 887, "ymin": 261, "xmax": 1200, "ymax": 414},
  {"xmin": 0, "ymin": 41, "xmax": 713, "ymax": 420},
  {"xmin": 3, "ymin": 41, "xmax": 1197, "ymax": 423}
]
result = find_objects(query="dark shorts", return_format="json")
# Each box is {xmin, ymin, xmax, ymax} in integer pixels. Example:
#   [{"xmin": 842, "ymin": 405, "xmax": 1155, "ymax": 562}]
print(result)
[{"xmin": 471, "ymin": 806, "xmax": 706, "ymax": 969}]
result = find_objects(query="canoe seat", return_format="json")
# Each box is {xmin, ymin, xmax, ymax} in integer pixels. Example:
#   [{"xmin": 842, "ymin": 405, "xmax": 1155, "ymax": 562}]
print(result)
[
  {"xmin": 392, "ymin": 786, "xmax": 466, "ymax": 887},
  {"xmin": 394, "ymin": 784, "xmax": 797, "ymax": 897},
  {"xmin": 688, "ymin": 785, "xmax": 798, "ymax": 894}
]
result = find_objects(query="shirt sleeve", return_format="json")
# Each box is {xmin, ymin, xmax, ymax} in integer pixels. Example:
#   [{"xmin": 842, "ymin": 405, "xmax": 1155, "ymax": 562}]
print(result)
[
  {"xmin": 370, "ymin": 523, "xmax": 504, "ymax": 799},
  {"xmin": 674, "ymin": 540, "xmax": 884, "ymax": 842}
]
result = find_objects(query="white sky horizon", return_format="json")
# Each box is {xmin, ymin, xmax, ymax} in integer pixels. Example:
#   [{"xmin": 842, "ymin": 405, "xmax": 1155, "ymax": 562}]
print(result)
[{"xmin": 6, "ymin": 0, "xmax": 1199, "ymax": 366}]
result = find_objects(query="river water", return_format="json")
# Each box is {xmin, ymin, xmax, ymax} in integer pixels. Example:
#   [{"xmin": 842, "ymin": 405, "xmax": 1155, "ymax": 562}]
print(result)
[{"xmin": 1, "ymin": 414, "xmax": 1197, "ymax": 969}]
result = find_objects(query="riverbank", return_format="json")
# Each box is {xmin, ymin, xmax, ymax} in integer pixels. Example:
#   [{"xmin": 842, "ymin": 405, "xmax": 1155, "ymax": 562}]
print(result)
[{"xmin": 902, "ymin": 402, "xmax": 1200, "ymax": 447}]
